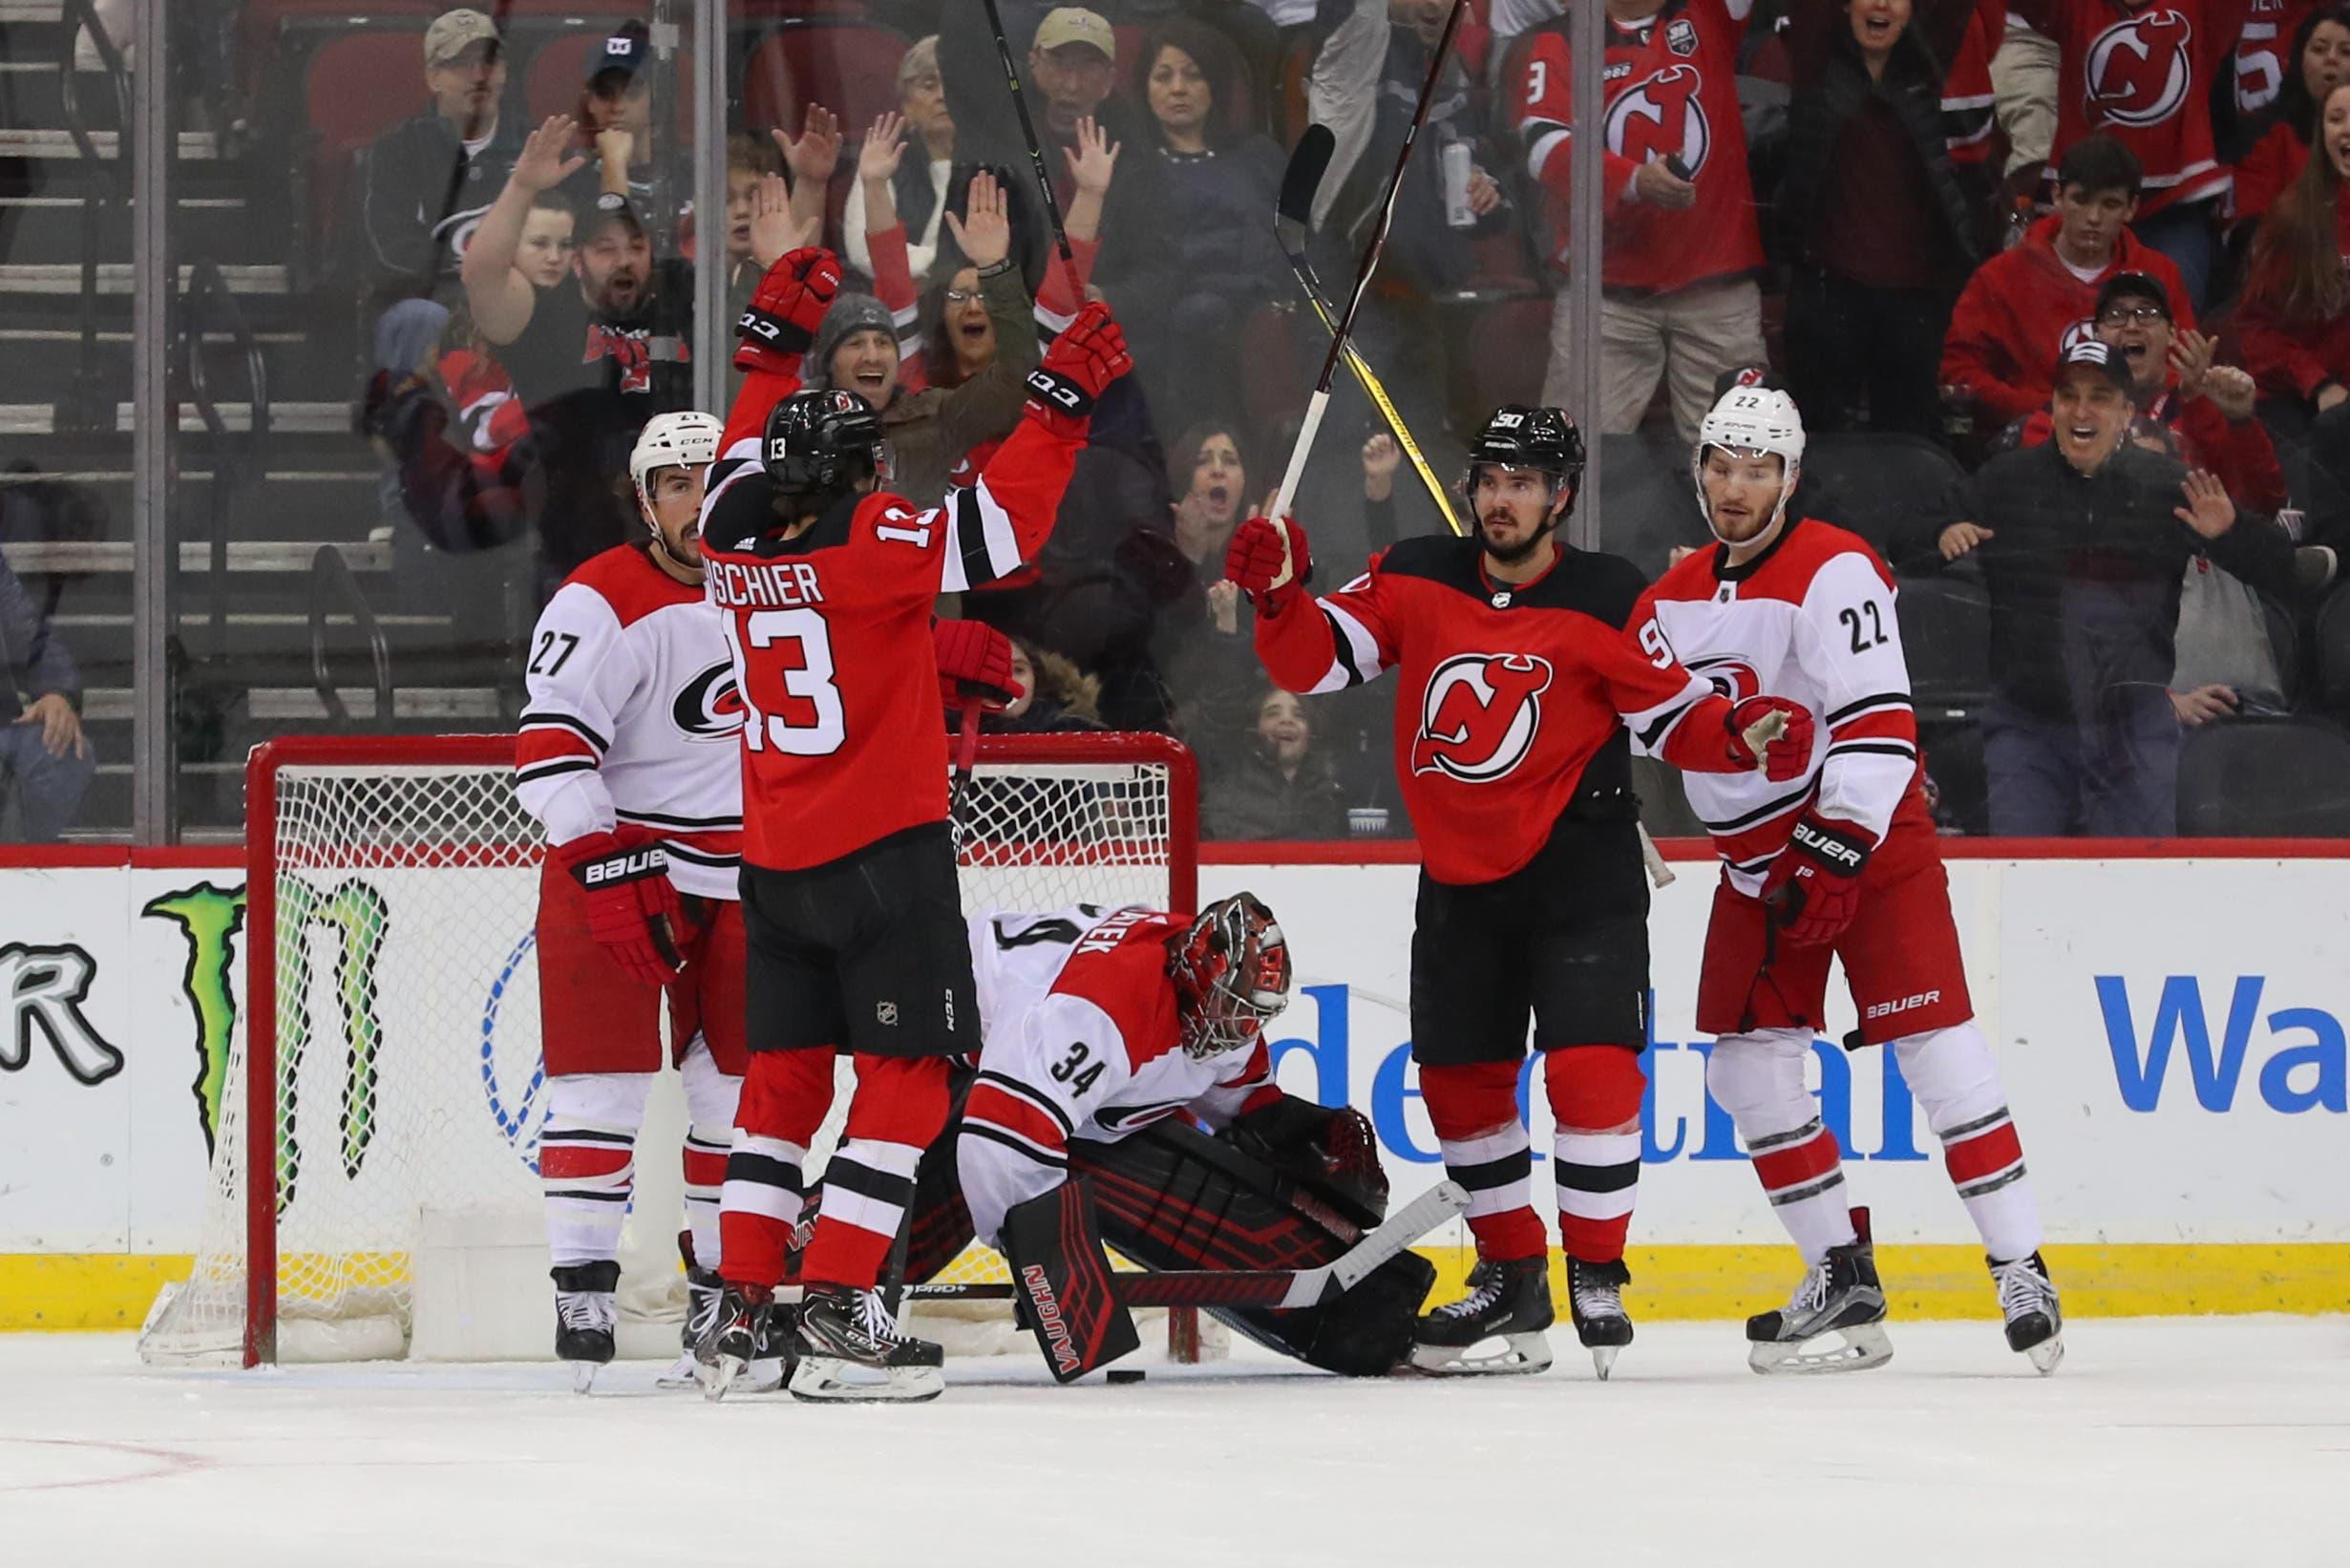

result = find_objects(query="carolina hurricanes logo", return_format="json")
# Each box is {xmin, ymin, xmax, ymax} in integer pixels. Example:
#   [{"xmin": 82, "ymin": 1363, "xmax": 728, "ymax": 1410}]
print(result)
[
  {"xmin": 2085, "ymin": 11, "xmax": 2193, "ymax": 128},
  {"xmin": 1687, "ymin": 654, "xmax": 1761, "ymax": 703},
  {"xmin": 1409, "ymin": 654, "xmax": 1554, "ymax": 782},
  {"xmin": 672, "ymin": 661, "xmax": 747, "ymax": 738},
  {"xmin": 1605, "ymin": 64, "xmax": 1710, "ymax": 176}
]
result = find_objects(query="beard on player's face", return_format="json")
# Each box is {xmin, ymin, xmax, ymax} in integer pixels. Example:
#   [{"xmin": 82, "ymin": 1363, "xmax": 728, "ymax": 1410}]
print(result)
[{"xmin": 1472, "ymin": 470, "xmax": 1564, "ymax": 562}]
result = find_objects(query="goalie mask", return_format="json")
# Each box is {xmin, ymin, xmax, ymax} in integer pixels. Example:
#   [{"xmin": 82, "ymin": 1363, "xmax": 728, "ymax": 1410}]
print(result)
[
  {"xmin": 1692, "ymin": 385, "xmax": 1805, "ymax": 547},
  {"xmin": 1168, "ymin": 893, "xmax": 1293, "ymax": 1060},
  {"xmin": 763, "ymin": 389, "xmax": 893, "ymax": 503}
]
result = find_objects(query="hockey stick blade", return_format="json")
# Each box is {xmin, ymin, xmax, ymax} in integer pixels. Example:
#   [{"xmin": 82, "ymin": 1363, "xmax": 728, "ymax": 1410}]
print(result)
[
  {"xmin": 1280, "ymin": 1177, "xmax": 1468, "ymax": 1308},
  {"xmin": 1275, "ymin": 123, "xmax": 1335, "ymax": 259}
]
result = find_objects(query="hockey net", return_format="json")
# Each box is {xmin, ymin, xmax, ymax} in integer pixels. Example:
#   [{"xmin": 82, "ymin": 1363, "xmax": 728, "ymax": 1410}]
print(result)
[{"xmin": 138, "ymin": 731, "xmax": 1198, "ymax": 1367}]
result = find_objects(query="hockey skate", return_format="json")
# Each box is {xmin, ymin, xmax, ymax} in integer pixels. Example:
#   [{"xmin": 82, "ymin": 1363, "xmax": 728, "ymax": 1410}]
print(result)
[
  {"xmin": 659, "ymin": 1267, "xmax": 729, "ymax": 1389},
  {"xmin": 697, "ymin": 1284, "xmax": 793, "ymax": 1401},
  {"xmin": 1566, "ymin": 1257, "xmax": 1634, "ymax": 1380},
  {"xmin": 1991, "ymin": 1251, "xmax": 2064, "ymax": 1375},
  {"xmin": 789, "ymin": 1283, "xmax": 945, "ymax": 1404},
  {"xmin": 1409, "ymin": 1256, "xmax": 1555, "ymax": 1376},
  {"xmin": 551, "ymin": 1261, "xmax": 620, "ymax": 1393},
  {"xmin": 1747, "ymin": 1209, "xmax": 1892, "ymax": 1375}
]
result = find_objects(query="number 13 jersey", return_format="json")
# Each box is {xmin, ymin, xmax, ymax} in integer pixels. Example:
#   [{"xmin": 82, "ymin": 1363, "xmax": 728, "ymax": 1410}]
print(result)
[
  {"xmin": 1632, "ymin": 519, "xmax": 1923, "ymax": 895},
  {"xmin": 697, "ymin": 416, "xmax": 1081, "ymax": 872}
]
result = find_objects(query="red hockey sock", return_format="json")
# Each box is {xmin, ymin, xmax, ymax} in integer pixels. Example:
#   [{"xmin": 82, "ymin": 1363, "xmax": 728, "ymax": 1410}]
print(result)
[
  {"xmin": 719, "ymin": 1048, "xmax": 837, "ymax": 1291},
  {"xmin": 1419, "ymin": 1059, "xmax": 1545, "ymax": 1262},
  {"xmin": 800, "ymin": 1053, "xmax": 953, "ymax": 1290},
  {"xmin": 1544, "ymin": 1046, "xmax": 1644, "ymax": 1264}
]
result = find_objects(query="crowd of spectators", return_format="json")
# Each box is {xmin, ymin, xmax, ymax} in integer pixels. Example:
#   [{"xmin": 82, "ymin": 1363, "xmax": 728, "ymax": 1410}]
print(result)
[{"xmin": 325, "ymin": 0, "xmax": 2350, "ymax": 848}]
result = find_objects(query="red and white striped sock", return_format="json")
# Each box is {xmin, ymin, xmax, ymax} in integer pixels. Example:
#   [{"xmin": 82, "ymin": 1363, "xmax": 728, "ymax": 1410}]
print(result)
[
  {"xmin": 1544, "ymin": 1045, "xmax": 1645, "ymax": 1263},
  {"xmin": 538, "ymin": 1071, "xmax": 653, "ymax": 1268},
  {"xmin": 1895, "ymin": 1024, "xmax": 2042, "ymax": 1262},
  {"xmin": 1706, "ymin": 1030, "xmax": 1858, "ymax": 1263},
  {"xmin": 1420, "ymin": 1060, "xmax": 1545, "ymax": 1261}
]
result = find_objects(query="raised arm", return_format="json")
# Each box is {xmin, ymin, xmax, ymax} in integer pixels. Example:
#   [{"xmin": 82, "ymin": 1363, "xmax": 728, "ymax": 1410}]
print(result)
[
  {"xmin": 1227, "ymin": 515, "xmax": 1404, "ymax": 694},
  {"xmin": 720, "ymin": 246, "xmax": 841, "ymax": 448},
  {"xmin": 461, "ymin": 116, "xmax": 585, "ymax": 345},
  {"xmin": 937, "ymin": 172, "xmax": 1047, "ymax": 462}
]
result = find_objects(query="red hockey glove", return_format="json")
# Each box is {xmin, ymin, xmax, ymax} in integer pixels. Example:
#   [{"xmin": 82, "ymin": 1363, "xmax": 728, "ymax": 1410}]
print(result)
[
  {"xmin": 932, "ymin": 617, "xmax": 1023, "ymax": 711},
  {"xmin": 1025, "ymin": 302, "xmax": 1132, "ymax": 438},
  {"xmin": 1222, "ymin": 515, "xmax": 1312, "ymax": 616},
  {"xmin": 1761, "ymin": 814, "xmax": 1876, "ymax": 946},
  {"xmin": 552, "ymin": 827, "xmax": 687, "ymax": 988},
  {"xmin": 734, "ymin": 246, "xmax": 841, "ymax": 376},
  {"xmin": 1723, "ymin": 696, "xmax": 1815, "ymax": 782}
]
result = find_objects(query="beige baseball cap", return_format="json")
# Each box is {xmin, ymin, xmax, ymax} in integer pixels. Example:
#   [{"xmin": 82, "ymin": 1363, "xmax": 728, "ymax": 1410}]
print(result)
[
  {"xmin": 424, "ymin": 9, "xmax": 501, "ymax": 69},
  {"xmin": 1032, "ymin": 7, "xmax": 1114, "ymax": 61}
]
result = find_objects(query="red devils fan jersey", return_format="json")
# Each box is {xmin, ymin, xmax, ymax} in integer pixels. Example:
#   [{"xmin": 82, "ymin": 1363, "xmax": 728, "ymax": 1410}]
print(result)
[
  {"xmin": 2022, "ymin": 0, "xmax": 2249, "ymax": 213},
  {"xmin": 698, "ymin": 418, "xmax": 1080, "ymax": 872},
  {"xmin": 1256, "ymin": 536, "xmax": 1725, "ymax": 886},
  {"xmin": 1944, "ymin": 0, "xmax": 2008, "ymax": 167},
  {"xmin": 516, "ymin": 543, "xmax": 746, "ymax": 900},
  {"xmin": 962, "ymin": 906, "xmax": 1278, "ymax": 1167},
  {"xmin": 1631, "ymin": 519, "xmax": 1921, "ymax": 894},
  {"xmin": 1513, "ymin": 0, "xmax": 1765, "ymax": 294},
  {"xmin": 2233, "ymin": 0, "xmax": 2310, "ymax": 117}
]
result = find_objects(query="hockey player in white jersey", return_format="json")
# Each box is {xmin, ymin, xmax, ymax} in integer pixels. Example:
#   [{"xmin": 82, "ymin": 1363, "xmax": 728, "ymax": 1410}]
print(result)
[
  {"xmin": 515, "ymin": 410, "xmax": 752, "ymax": 1390},
  {"xmin": 1632, "ymin": 383, "xmax": 2064, "ymax": 1374}
]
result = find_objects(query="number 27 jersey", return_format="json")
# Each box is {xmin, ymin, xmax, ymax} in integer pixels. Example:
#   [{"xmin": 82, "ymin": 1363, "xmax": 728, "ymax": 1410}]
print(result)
[{"xmin": 698, "ymin": 418, "xmax": 1079, "ymax": 872}]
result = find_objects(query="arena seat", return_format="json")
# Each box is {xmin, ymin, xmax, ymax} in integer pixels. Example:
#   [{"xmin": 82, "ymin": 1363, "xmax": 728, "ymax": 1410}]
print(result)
[
  {"xmin": 2316, "ymin": 583, "xmax": 2350, "ymax": 717},
  {"xmin": 1460, "ymin": 295, "xmax": 1549, "ymax": 419},
  {"xmin": 1597, "ymin": 434, "xmax": 1705, "ymax": 577},
  {"xmin": 1894, "ymin": 573, "xmax": 1993, "ymax": 720},
  {"xmin": 740, "ymin": 19, "xmax": 914, "ymax": 137},
  {"xmin": 2175, "ymin": 716, "xmax": 2350, "ymax": 836},
  {"xmin": 1798, "ymin": 434, "xmax": 1964, "ymax": 551}
]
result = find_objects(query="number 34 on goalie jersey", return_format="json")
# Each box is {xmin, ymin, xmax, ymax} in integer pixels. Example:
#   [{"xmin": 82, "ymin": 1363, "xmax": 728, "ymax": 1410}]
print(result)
[{"xmin": 698, "ymin": 421, "xmax": 1081, "ymax": 872}]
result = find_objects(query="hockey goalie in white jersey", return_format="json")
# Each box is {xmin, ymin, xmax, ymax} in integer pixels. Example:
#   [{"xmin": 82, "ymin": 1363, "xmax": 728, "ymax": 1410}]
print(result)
[
  {"xmin": 1632, "ymin": 382, "xmax": 2064, "ymax": 1374},
  {"xmin": 893, "ymin": 896, "xmax": 1436, "ymax": 1379}
]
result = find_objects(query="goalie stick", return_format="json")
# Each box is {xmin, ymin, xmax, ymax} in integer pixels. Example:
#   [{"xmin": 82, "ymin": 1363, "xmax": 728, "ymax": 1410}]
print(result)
[
  {"xmin": 1274, "ymin": 124, "xmax": 1464, "ymax": 538},
  {"xmin": 1264, "ymin": 0, "xmax": 1470, "ymax": 586},
  {"xmin": 908, "ymin": 1178, "xmax": 1470, "ymax": 1310},
  {"xmin": 1276, "ymin": 126, "xmax": 1677, "ymax": 892}
]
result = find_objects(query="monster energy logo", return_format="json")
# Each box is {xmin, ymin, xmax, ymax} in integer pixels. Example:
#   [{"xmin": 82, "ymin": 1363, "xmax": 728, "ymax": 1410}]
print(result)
[{"xmin": 144, "ymin": 879, "xmax": 391, "ymax": 1216}]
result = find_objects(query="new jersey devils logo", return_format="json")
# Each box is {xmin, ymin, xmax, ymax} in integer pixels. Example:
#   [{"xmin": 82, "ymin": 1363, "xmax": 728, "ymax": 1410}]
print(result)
[
  {"xmin": 1410, "ymin": 654, "xmax": 1554, "ymax": 783},
  {"xmin": 2085, "ymin": 10, "xmax": 2193, "ymax": 128},
  {"xmin": 2059, "ymin": 315, "xmax": 2097, "ymax": 356},
  {"xmin": 673, "ymin": 661, "xmax": 747, "ymax": 738},
  {"xmin": 1605, "ymin": 64, "xmax": 1711, "ymax": 177}
]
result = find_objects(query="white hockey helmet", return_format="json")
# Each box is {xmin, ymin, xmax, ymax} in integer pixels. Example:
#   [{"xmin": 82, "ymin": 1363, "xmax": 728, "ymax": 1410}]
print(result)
[
  {"xmin": 628, "ymin": 410, "xmax": 724, "ymax": 507},
  {"xmin": 1692, "ymin": 385, "xmax": 1806, "ymax": 546}
]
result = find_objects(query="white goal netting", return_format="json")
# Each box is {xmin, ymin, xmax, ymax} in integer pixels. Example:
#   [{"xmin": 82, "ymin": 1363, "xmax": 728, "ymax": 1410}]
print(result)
[{"xmin": 138, "ymin": 733, "xmax": 1194, "ymax": 1366}]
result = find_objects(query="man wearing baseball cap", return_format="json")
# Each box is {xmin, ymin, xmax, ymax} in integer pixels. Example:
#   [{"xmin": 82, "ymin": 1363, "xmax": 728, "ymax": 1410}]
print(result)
[
  {"xmin": 358, "ymin": 7, "xmax": 522, "ymax": 294},
  {"xmin": 582, "ymin": 20, "xmax": 663, "ymax": 214},
  {"xmin": 937, "ymin": 3, "xmax": 1136, "ymax": 200},
  {"xmin": 1905, "ymin": 338, "xmax": 2300, "ymax": 836}
]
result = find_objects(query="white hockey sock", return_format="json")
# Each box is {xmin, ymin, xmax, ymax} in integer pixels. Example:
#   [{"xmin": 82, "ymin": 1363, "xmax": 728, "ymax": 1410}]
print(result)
[
  {"xmin": 1895, "ymin": 1024, "xmax": 2043, "ymax": 1262},
  {"xmin": 679, "ymin": 1042, "xmax": 741, "ymax": 1272},
  {"xmin": 539, "ymin": 1072, "xmax": 655, "ymax": 1269},
  {"xmin": 1707, "ymin": 1031, "xmax": 1858, "ymax": 1263}
]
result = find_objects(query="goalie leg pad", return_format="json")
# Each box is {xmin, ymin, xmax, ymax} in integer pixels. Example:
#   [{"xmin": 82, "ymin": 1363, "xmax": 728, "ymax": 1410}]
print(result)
[{"xmin": 1002, "ymin": 1177, "xmax": 1141, "ymax": 1383}]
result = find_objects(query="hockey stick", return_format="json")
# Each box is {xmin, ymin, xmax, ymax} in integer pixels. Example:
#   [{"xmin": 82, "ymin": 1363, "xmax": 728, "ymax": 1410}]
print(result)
[
  {"xmin": 1264, "ymin": 0, "xmax": 1471, "ymax": 586},
  {"xmin": 978, "ymin": 0, "xmax": 1084, "ymax": 301},
  {"xmin": 1274, "ymin": 125, "xmax": 1465, "ymax": 538},
  {"xmin": 907, "ymin": 1178, "xmax": 1469, "ymax": 1310}
]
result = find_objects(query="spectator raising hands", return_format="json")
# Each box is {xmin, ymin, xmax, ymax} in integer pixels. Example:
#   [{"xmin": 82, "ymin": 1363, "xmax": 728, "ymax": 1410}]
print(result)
[{"xmin": 844, "ymin": 35, "xmax": 958, "ymax": 279}]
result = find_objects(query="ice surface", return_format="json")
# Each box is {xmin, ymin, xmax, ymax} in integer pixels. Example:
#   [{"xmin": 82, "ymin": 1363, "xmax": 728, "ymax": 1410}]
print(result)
[{"xmin": 5, "ymin": 1320, "xmax": 2343, "ymax": 1567}]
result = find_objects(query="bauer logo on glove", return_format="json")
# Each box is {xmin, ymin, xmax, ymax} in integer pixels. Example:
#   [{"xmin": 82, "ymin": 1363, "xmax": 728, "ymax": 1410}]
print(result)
[{"xmin": 576, "ymin": 843, "xmax": 670, "ymax": 886}]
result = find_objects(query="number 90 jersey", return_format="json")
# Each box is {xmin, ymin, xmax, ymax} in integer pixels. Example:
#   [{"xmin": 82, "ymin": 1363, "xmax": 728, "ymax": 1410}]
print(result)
[
  {"xmin": 962, "ymin": 906, "xmax": 1278, "ymax": 1173},
  {"xmin": 1631, "ymin": 519, "xmax": 1923, "ymax": 895},
  {"xmin": 698, "ymin": 416, "xmax": 1081, "ymax": 872}
]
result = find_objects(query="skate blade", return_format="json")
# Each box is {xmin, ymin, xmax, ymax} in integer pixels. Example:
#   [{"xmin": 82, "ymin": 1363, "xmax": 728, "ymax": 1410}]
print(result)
[
  {"xmin": 1747, "ymin": 1322, "xmax": 1894, "ymax": 1376},
  {"xmin": 656, "ymin": 1351, "xmax": 700, "ymax": 1389},
  {"xmin": 701, "ymin": 1351, "xmax": 747, "ymax": 1402},
  {"xmin": 2024, "ymin": 1331, "xmax": 2064, "ymax": 1376},
  {"xmin": 1407, "ymin": 1331, "xmax": 1555, "ymax": 1378},
  {"xmin": 570, "ymin": 1361, "xmax": 601, "ymax": 1394},
  {"xmin": 788, "ymin": 1354, "xmax": 944, "ymax": 1404},
  {"xmin": 1590, "ymin": 1345, "xmax": 1620, "ymax": 1381}
]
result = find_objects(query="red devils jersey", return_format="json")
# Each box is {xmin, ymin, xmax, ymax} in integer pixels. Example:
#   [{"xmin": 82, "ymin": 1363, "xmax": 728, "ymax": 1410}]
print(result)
[
  {"xmin": 1943, "ymin": 0, "xmax": 2008, "ymax": 166},
  {"xmin": 1512, "ymin": 0, "xmax": 1765, "ymax": 293},
  {"xmin": 699, "ymin": 415, "xmax": 1081, "ymax": 871},
  {"xmin": 1255, "ymin": 535, "xmax": 1730, "ymax": 886},
  {"xmin": 2233, "ymin": 0, "xmax": 2309, "ymax": 117},
  {"xmin": 2023, "ymin": 0, "xmax": 2248, "ymax": 213}
]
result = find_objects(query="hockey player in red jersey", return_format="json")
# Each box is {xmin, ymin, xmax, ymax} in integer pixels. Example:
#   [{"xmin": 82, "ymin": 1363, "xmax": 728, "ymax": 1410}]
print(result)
[
  {"xmin": 1634, "ymin": 383, "xmax": 2064, "ymax": 1374},
  {"xmin": 696, "ymin": 238, "xmax": 1132, "ymax": 1402},
  {"xmin": 515, "ymin": 410, "xmax": 749, "ymax": 1391},
  {"xmin": 1227, "ymin": 405, "xmax": 1814, "ymax": 1378}
]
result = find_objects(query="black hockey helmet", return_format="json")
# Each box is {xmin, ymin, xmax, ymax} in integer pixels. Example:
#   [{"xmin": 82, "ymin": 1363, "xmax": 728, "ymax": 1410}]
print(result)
[
  {"xmin": 1466, "ymin": 404, "xmax": 1585, "ymax": 511},
  {"xmin": 1167, "ymin": 892, "xmax": 1293, "ymax": 1060},
  {"xmin": 762, "ymin": 388, "xmax": 890, "ymax": 500}
]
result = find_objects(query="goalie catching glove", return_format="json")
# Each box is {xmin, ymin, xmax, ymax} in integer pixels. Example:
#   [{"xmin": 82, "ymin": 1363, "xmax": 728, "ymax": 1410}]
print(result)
[
  {"xmin": 1222, "ymin": 515, "xmax": 1312, "ymax": 616},
  {"xmin": 1762, "ymin": 813, "xmax": 1875, "ymax": 944},
  {"xmin": 1023, "ymin": 302, "xmax": 1132, "ymax": 439},
  {"xmin": 735, "ymin": 246, "xmax": 840, "ymax": 377},
  {"xmin": 551, "ymin": 826, "xmax": 688, "ymax": 987},
  {"xmin": 932, "ymin": 618, "xmax": 1023, "ymax": 712}
]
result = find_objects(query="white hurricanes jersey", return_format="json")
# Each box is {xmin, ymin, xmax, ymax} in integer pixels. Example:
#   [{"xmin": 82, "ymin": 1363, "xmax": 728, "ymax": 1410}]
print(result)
[
  {"xmin": 1631, "ymin": 519, "xmax": 1922, "ymax": 895},
  {"xmin": 514, "ymin": 542, "xmax": 746, "ymax": 900}
]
